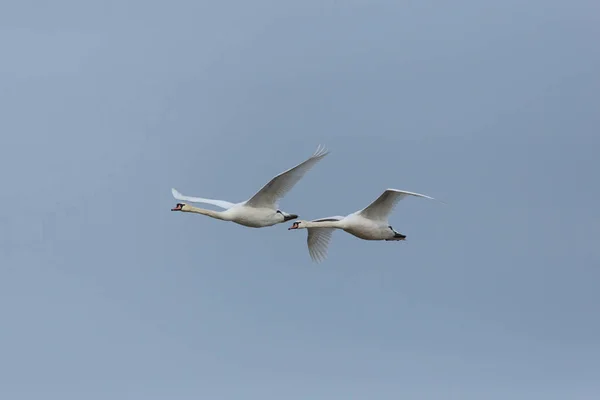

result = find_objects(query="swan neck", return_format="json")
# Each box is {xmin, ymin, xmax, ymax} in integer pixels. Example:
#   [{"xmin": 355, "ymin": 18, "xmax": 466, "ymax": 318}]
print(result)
[
  {"xmin": 307, "ymin": 220, "xmax": 341, "ymax": 229},
  {"xmin": 185, "ymin": 206, "xmax": 227, "ymax": 220}
]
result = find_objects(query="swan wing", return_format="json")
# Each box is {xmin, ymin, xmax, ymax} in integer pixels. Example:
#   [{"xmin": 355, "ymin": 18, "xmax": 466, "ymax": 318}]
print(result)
[
  {"xmin": 357, "ymin": 188, "xmax": 435, "ymax": 222},
  {"xmin": 245, "ymin": 145, "xmax": 330, "ymax": 209},
  {"xmin": 306, "ymin": 216, "xmax": 345, "ymax": 263},
  {"xmin": 171, "ymin": 188, "xmax": 236, "ymax": 209}
]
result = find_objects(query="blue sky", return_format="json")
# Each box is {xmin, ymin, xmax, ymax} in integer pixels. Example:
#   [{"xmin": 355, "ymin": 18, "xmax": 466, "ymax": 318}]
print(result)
[{"xmin": 1, "ymin": 1, "xmax": 599, "ymax": 399}]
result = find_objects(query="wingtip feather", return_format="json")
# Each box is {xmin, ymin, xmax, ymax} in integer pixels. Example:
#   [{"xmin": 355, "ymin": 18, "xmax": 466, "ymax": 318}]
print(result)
[
  {"xmin": 386, "ymin": 188, "xmax": 436, "ymax": 201},
  {"xmin": 313, "ymin": 144, "xmax": 330, "ymax": 158},
  {"xmin": 171, "ymin": 188, "xmax": 182, "ymax": 199}
]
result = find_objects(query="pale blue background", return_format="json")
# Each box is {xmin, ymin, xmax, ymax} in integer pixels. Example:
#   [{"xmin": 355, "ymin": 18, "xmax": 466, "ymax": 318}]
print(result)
[{"xmin": 1, "ymin": 1, "xmax": 599, "ymax": 399}]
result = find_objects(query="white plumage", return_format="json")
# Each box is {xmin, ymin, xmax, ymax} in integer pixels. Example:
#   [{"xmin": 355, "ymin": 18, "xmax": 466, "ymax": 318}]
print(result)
[
  {"xmin": 288, "ymin": 189, "xmax": 439, "ymax": 262},
  {"xmin": 171, "ymin": 145, "xmax": 329, "ymax": 228}
]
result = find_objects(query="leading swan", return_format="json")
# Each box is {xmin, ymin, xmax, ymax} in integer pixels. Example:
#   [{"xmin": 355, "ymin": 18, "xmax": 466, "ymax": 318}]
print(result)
[
  {"xmin": 170, "ymin": 145, "xmax": 329, "ymax": 228},
  {"xmin": 288, "ymin": 188, "xmax": 438, "ymax": 262}
]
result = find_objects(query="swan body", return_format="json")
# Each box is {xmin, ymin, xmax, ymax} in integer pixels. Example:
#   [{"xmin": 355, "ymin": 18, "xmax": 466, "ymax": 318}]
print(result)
[
  {"xmin": 288, "ymin": 189, "xmax": 438, "ymax": 262},
  {"xmin": 171, "ymin": 145, "xmax": 329, "ymax": 228},
  {"xmin": 172, "ymin": 202, "xmax": 294, "ymax": 228}
]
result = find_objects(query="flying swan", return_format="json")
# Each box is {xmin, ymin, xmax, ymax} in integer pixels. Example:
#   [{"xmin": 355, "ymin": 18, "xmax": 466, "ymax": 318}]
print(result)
[
  {"xmin": 170, "ymin": 145, "xmax": 330, "ymax": 228},
  {"xmin": 287, "ymin": 188, "xmax": 439, "ymax": 262}
]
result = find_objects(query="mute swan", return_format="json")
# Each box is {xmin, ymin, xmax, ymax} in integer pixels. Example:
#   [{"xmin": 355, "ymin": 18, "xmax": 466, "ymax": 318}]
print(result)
[
  {"xmin": 288, "ymin": 188, "xmax": 438, "ymax": 262},
  {"xmin": 170, "ymin": 145, "xmax": 329, "ymax": 228}
]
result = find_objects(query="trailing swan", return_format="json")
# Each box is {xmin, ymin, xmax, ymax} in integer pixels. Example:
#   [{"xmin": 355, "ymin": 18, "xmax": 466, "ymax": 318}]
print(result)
[{"xmin": 288, "ymin": 188, "xmax": 438, "ymax": 262}]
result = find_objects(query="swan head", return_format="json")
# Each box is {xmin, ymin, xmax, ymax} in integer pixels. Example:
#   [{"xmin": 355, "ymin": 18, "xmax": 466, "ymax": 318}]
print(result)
[
  {"xmin": 288, "ymin": 220, "xmax": 308, "ymax": 230},
  {"xmin": 171, "ymin": 203, "xmax": 191, "ymax": 212}
]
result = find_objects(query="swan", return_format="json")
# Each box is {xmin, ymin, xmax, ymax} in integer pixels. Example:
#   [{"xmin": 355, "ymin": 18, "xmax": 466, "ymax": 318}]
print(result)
[
  {"xmin": 287, "ymin": 188, "xmax": 438, "ymax": 262},
  {"xmin": 170, "ymin": 145, "xmax": 329, "ymax": 228}
]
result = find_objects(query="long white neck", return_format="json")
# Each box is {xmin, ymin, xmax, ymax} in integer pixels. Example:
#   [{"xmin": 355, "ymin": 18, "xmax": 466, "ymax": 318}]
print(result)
[
  {"xmin": 305, "ymin": 220, "xmax": 343, "ymax": 229},
  {"xmin": 184, "ymin": 206, "xmax": 231, "ymax": 221}
]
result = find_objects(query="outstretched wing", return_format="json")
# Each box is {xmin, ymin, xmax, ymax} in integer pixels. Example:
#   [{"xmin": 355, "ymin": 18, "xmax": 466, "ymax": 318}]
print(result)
[
  {"xmin": 245, "ymin": 145, "xmax": 330, "ymax": 209},
  {"xmin": 357, "ymin": 188, "xmax": 435, "ymax": 222},
  {"xmin": 306, "ymin": 216, "xmax": 345, "ymax": 263},
  {"xmin": 171, "ymin": 188, "xmax": 236, "ymax": 209}
]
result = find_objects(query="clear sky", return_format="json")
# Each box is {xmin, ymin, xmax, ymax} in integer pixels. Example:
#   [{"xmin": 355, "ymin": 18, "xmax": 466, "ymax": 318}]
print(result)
[{"xmin": 1, "ymin": 1, "xmax": 599, "ymax": 399}]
